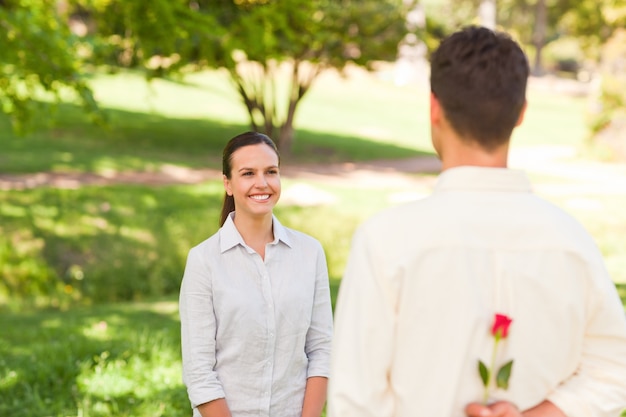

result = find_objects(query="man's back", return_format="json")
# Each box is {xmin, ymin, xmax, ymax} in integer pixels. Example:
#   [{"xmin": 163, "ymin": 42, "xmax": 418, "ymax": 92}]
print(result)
[{"xmin": 328, "ymin": 167, "xmax": 626, "ymax": 417}]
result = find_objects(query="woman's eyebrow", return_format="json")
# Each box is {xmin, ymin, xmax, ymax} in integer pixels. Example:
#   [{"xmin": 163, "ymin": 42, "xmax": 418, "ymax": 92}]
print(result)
[{"xmin": 237, "ymin": 165, "xmax": 279, "ymax": 172}]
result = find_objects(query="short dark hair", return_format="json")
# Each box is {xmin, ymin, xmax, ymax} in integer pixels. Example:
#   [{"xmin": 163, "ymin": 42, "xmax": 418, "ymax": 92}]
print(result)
[
  {"xmin": 430, "ymin": 26, "xmax": 529, "ymax": 150},
  {"xmin": 219, "ymin": 131, "xmax": 280, "ymax": 226}
]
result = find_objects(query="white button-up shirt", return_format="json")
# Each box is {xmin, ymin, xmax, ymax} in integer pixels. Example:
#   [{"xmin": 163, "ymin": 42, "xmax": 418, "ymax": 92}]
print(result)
[
  {"xmin": 328, "ymin": 166, "xmax": 626, "ymax": 417},
  {"xmin": 180, "ymin": 214, "xmax": 333, "ymax": 417}
]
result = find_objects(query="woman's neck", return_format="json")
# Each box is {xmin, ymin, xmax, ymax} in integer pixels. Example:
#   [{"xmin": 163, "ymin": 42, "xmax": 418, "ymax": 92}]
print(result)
[{"xmin": 233, "ymin": 213, "xmax": 274, "ymax": 259}]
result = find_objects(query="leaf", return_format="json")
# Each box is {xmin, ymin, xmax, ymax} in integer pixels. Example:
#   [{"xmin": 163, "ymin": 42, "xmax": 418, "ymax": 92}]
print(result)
[
  {"xmin": 496, "ymin": 360, "xmax": 514, "ymax": 390},
  {"xmin": 478, "ymin": 360, "xmax": 489, "ymax": 387}
]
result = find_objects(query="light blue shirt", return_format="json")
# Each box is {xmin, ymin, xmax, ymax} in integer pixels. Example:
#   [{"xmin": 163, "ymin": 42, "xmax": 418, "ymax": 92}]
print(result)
[{"xmin": 180, "ymin": 213, "xmax": 333, "ymax": 417}]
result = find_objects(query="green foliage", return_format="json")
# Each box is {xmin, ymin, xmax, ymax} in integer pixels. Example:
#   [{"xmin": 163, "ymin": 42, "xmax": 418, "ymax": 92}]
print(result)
[
  {"xmin": 0, "ymin": 184, "xmax": 222, "ymax": 306},
  {"xmin": 2, "ymin": 0, "xmax": 414, "ymax": 150},
  {"xmin": 559, "ymin": 0, "xmax": 626, "ymax": 49},
  {"xmin": 478, "ymin": 360, "xmax": 489, "ymax": 386},
  {"xmin": 496, "ymin": 360, "xmax": 514, "ymax": 390},
  {"xmin": 204, "ymin": 0, "xmax": 414, "ymax": 150},
  {"xmin": 588, "ymin": 29, "xmax": 626, "ymax": 153},
  {"xmin": 440, "ymin": 0, "xmax": 626, "ymax": 73},
  {"xmin": 0, "ymin": 0, "xmax": 100, "ymax": 132},
  {"xmin": 66, "ymin": 0, "xmax": 220, "ymax": 73}
]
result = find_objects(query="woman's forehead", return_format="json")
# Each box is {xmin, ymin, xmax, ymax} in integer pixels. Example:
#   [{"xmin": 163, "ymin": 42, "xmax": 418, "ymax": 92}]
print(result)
[{"xmin": 231, "ymin": 143, "xmax": 279, "ymax": 166}]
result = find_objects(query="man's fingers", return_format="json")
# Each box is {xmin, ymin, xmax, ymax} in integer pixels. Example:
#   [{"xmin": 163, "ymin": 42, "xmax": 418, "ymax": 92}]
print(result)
[
  {"xmin": 487, "ymin": 401, "xmax": 521, "ymax": 417},
  {"xmin": 465, "ymin": 402, "xmax": 492, "ymax": 417}
]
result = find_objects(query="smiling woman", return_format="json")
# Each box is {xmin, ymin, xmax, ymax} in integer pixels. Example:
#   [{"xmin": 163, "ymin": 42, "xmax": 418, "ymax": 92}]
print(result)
[
  {"xmin": 178, "ymin": 132, "xmax": 334, "ymax": 417},
  {"xmin": 220, "ymin": 134, "xmax": 282, "ymax": 256}
]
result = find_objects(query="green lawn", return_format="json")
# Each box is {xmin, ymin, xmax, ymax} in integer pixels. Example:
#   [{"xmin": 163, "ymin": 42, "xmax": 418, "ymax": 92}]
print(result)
[{"xmin": 0, "ymin": 300, "xmax": 188, "ymax": 417}]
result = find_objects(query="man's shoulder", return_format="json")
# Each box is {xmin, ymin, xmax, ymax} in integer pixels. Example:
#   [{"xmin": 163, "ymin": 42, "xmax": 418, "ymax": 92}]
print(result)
[{"xmin": 359, "ymin": 198, "xmax": 435, "ymax": 234}]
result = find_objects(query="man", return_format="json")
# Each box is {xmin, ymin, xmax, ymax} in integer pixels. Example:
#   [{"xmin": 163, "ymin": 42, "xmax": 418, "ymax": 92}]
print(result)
[{"xmin": 327, "ymin": 26, "xmax": 626, "ymax": 417}]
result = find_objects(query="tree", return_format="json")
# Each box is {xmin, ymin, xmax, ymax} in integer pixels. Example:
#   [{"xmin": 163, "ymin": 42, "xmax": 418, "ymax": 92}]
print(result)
[
  {"xmin": 64, "ymin": 0, "xmax": 220, "ymax": 74},
  {"xmin": 0, "ymin": 0, "xmax": 99, "ymax": 133},
  {"xmin": 443, "ymin": 0, "xmax": 626, "ymax": 74},
  {"xmin": 205, "ymin": 0, "xmax": 413, "ymax": 152},
  {"xmin": 3, "ymin": 0, "xmax": 414, "ymax": 154}
]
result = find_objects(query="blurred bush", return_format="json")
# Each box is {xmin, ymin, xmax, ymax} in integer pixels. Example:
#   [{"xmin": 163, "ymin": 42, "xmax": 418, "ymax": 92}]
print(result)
[
  {"xmin": 542, "ymin": 37, "xmax": 586, "ymax": 78},
  {"xmin": 588, "ymin": 29, "xmax": 626, "ymax": 160}
]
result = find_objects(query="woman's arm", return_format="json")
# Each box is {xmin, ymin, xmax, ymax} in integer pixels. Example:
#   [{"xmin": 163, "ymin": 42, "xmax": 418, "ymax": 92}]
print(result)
[
  {"xmin": 180, "ymin": 247, "xmax": 227, "ymax": 411},
  {"xmin": 301, "ymin": 376, "xmax": 328, "ymax": 417},
  {"xmin": 302, "ymin": 244, "xmax": 333, "ymax": 417},
  {"xmin": 197, "ymin": 398, "xmax": 232, "ymax": 417}
]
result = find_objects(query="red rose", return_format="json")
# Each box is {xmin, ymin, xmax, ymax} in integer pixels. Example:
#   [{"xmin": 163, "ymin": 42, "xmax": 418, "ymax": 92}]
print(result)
[
  {"xmin": 478, "ymin": 313, "xmax": 515, "ymax": 403},
  {"xmin": 491, "ymin": 313, "xmax": 513, "ymax": 339}
]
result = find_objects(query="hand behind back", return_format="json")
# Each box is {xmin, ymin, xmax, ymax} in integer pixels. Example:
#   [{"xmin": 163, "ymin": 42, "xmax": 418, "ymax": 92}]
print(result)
[{"xmin": 465, "ymin": 401, "xmax": 521, "ymax": 417}]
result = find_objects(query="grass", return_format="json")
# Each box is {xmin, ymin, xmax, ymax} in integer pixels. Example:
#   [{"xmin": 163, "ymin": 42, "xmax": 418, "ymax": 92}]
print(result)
[
  {"xmin": 0, "ymin": 180, "xmax": 367, "ymax": 309},
  {"xmin": 0, "ymin": 299, "xmax": 189, "ymax": 417},
  {"xmin": 0, "ymin": 69, "xmax": 428, "ymax": 175},
  {"xmin": 1, "ymin": 68, "xmax": 624, "ymax": 416},
  {"xmin": 512, "ymin": 88, "xmax": 590, "ymax": 148}
]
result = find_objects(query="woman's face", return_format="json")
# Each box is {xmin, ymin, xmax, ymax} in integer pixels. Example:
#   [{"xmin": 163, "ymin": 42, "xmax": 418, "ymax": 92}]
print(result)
[{"xmin": 223, "ymin": 143, "xmax": 281, "ymax": 220}]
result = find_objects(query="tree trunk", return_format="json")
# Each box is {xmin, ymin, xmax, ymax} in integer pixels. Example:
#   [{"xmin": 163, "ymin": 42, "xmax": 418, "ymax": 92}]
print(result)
[
  {"xmin": 479, "ymin": 0, "xmax": 496, "ymax": 30},
  {"xmin": 230, "ymin": 61, "xmax": 321, "ymax": 154},
  {"xmin": 278, "ymin": 122, "xmax": 294, "ymax": 154},
  {"xmin": 276, "ymin": 61, "xmax": 320, "ymax": 153},
  {"xmin": 532, "ymin": 0, "xmax": 547, "ymax": 76}
]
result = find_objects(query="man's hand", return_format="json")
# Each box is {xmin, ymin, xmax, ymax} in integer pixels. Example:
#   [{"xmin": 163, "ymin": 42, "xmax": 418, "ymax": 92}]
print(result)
[
  {"xmin": 465, "ymin": 401, "xmax": 521, "ymax": 417},
  {"xmin": 466, "ymin": 400, "xmax": 567, "ymax": 417}
]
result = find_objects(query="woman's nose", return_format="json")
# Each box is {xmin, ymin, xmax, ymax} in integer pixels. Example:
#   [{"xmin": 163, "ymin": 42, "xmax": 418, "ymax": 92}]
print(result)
[{"xmin": 255, "ymin": 174, "xmax": 268, "ymax": 187}]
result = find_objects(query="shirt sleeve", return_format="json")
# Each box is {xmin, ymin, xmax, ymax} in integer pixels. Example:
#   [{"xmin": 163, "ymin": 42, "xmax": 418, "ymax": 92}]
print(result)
[
  {"xmin": 179, "ymin": 246, "xmax": 226, "ymax": 409},
  {"xmin": 305, "ymin": 241, "xmax": 334, "ymax": 379},
  {"xmin": 327, "ymin": 226, "xmax": 398, "ymax": 417},
  {"xmin": 546, "ymin": 255, "xmax": 626, "ymax": 417}
]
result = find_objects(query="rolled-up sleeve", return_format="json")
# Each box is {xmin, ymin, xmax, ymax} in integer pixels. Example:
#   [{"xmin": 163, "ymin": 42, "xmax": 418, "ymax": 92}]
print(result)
[
  {"xmin": 179, "ymin": 247, "xmax": 226, "ymax": 408},
  {"xmin": 305, "ymin": 243, "xmax": 334, "ymax": 378},
  {"xmin": 547, "ymin": 257, "xmax": 626, "ymax": 417}
]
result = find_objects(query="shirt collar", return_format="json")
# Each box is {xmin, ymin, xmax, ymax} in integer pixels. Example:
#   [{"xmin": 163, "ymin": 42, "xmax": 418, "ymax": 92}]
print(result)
[
  {"xmin": 434, "ymin": 166, "xmax": 533, "ymax": 193},
  {"xmin": 219, "ymin": 212, "xmax": 293, "ymax": 253}
]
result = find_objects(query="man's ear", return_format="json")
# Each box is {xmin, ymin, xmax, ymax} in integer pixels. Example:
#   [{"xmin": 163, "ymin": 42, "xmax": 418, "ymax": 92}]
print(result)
[
  {"xmin": 430, "ymin": 93, "xmax": 442, "ymax": 126},
  {"xmin": 515, "ymin": 101, "xmax": 528, "ymax": 127},
  {"xmin": 223, "ymin": 175, "xmax": 233, "ymax": 196}
]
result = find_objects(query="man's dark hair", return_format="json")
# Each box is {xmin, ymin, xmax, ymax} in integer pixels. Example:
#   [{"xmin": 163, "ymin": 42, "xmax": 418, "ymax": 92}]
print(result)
[{"xmin": 430, "ymin": 26, "xmax": 530, "ymax": 150}]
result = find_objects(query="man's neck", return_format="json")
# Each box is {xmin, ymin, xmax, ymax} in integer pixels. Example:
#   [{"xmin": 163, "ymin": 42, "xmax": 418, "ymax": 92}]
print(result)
[{"xmin": 440, "ymin": 135, "xmax": 509, "ymax": 171}]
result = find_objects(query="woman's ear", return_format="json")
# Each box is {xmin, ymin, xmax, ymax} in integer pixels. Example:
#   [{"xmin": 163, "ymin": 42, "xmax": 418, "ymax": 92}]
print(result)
[{"xmin": 223, "ymin": 175, "xmax": 233, "ymax": 196}]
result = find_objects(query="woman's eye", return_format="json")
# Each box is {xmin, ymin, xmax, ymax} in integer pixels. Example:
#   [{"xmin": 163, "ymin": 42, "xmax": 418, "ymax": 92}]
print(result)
[
  {"xmin": 242, "ymin": 172, "xmax": 253, "ymax": 176},
  {"xmin": 267, "ymin": 169, "xmax": 278, "ymax": 175}
]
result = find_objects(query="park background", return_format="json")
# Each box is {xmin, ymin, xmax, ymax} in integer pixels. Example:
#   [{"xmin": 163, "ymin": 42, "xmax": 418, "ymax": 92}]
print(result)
[{"xmin": 1, "ymin": 1, "xmax": 626, "ymax": 416}]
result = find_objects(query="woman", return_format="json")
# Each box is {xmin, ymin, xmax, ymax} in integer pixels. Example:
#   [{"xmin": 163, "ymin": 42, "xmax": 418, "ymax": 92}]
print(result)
[{"xmin": 179, "ymin": 131, "xmax": 333, "ymax": 417}]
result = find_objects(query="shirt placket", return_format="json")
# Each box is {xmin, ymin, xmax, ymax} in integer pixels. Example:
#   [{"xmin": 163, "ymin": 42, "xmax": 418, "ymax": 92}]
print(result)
[{"xmin": 255, "ymin": 252, "xmax": 276, "ymax": 417}]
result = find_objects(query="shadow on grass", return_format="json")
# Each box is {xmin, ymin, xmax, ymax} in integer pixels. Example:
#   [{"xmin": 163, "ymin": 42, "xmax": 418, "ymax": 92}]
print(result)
[
  {"xmin": 0, "ymin": 102, "xmax": 431, "ymax": 175},
  {"xmin": 0, "ymin": 302, "xmax": 189, "ymax": 417},
  {"xmin": 0, "ymin": 183, "xmax": 351, "ymax": 306},
  {"xmin": 0, "ymin": 184, "xmax": 224, "ymax": 305}
]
